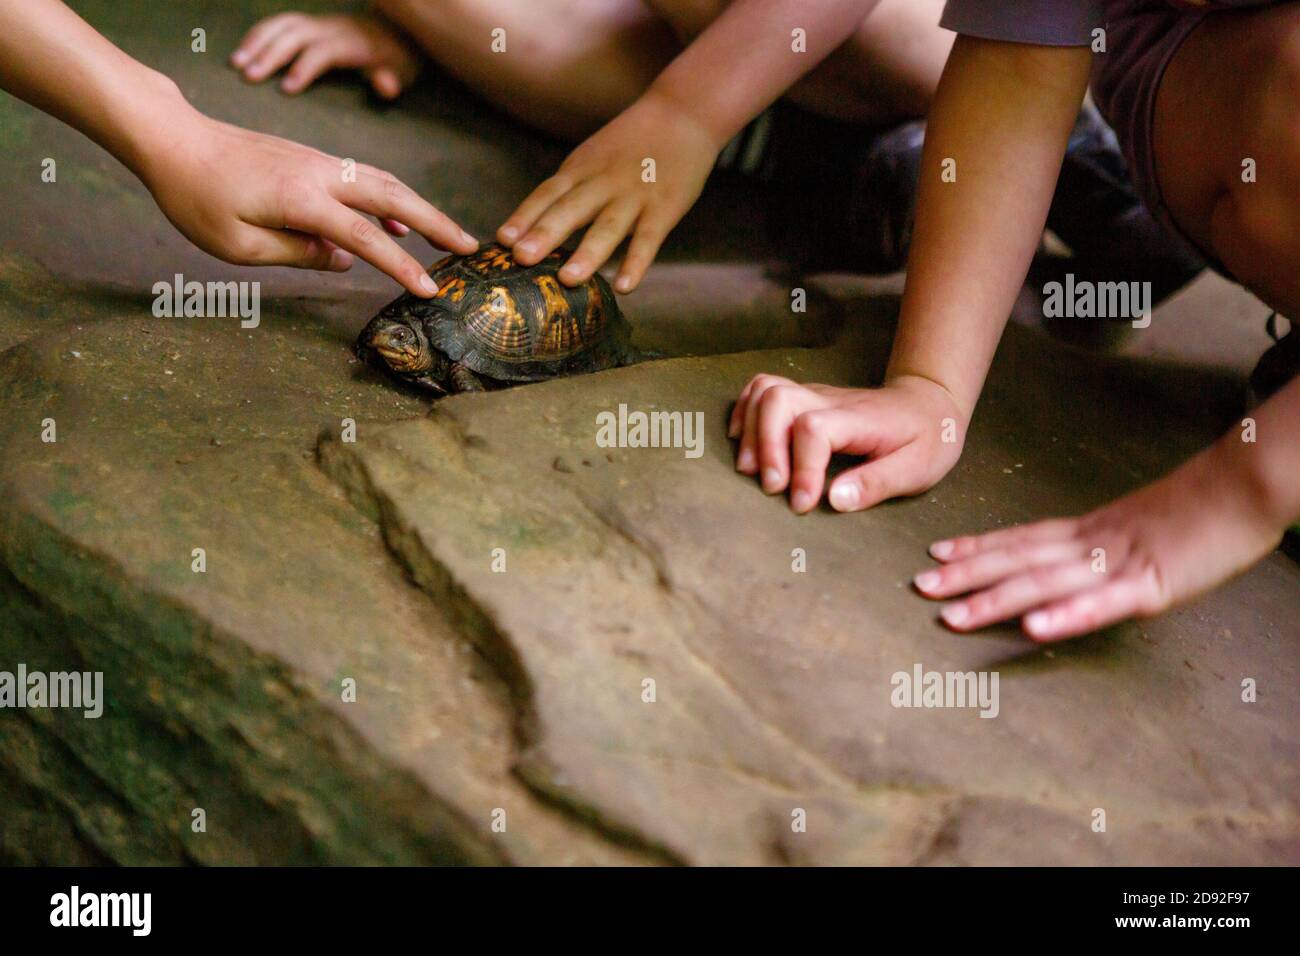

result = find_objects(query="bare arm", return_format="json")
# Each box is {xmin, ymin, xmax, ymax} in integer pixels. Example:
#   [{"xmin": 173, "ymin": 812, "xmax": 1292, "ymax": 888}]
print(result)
[
  {"xmin": 0, "ymin": 0, "xmax": 476, "ymax": 293},
  {"xmin": 0, "ymin": 0, "xmax": 177, "ymax": 173},
  {"xmin": 499, "ymin": 0, "xmax": 882, "ymax": 290},
  {"xmin": 886, "ymin": 35, "xmax": 1093, "ymax": 417},
  {"xmin": 647, "ymin": 0, "xmax": 883, "ymax": 145}
]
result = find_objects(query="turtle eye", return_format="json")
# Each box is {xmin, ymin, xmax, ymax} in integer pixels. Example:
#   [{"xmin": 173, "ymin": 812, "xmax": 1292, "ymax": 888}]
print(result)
[{"xmin": 395, "ymin": 326, "xmax": 415, "ymax": 344}]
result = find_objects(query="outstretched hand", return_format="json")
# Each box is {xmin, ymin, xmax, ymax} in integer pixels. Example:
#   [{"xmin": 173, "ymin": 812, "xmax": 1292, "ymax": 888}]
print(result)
[
  {"xmin": 140, "ymin": 111, "xmax": 477, "ymax": 296},
  {"xmin": 499, "ymin": 92, "xmax": 721, "ymax": 293},
  {"xmin": 912, "ymin": 445, "xmax": 1285, "ymax": 641}
]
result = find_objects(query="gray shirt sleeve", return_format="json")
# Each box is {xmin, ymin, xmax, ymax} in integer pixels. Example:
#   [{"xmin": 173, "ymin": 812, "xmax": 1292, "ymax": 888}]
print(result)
[{"xmin": 940, "ymin": 0, "xmax": 1105, "ymax": 46}]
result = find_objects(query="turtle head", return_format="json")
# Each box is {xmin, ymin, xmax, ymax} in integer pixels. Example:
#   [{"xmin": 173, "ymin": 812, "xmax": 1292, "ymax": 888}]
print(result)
[{"xmin": 356, "ymin": 309, "xmax": 451, "ymax": 391}]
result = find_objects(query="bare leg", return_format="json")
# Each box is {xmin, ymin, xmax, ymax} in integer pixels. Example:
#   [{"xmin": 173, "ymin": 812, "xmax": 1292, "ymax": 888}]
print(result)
[
  {"xmin": 1153, "ymin": 4, "xmax": 1300, "ymax": 316},
  {"xmin": 648, "ymin": 0, "xmax": 952, "ymax": 124},
  {"xmin": 378, "ymin": 0, "xmax": 952, "ymax": 140},
  {"xmin": 374, "ymin": 0, "xmax": 678, "ymax": 138}
]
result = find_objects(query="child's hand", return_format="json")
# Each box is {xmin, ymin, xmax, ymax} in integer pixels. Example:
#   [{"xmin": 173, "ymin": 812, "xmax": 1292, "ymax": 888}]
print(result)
[
  {"xmin": 140, "ymin": 111, "xmax": 477, "ymax": 296},
  {"xmin": 498, "ymin": 92, "xmax": 722, "ymax": 293},
  {"xmin": 231, "ymin": 13, "xmax": 420, "ymax": 99},
  {"xmin": 730, "ymin": 374, "xmax": 967, "ymax": 514},
  {"xmin": 913, "ymin": 447, "xmax": 1285, "ymax": 641}
]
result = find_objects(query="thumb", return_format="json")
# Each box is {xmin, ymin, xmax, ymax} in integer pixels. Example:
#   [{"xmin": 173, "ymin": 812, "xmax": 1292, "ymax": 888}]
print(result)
[
  {"xmin": 368, "ymin": 67, "xmax": 402, "ymax": 100},
  {"xmin": 827, "ymin": 451, "xmax": 920, "ymax": 513}
]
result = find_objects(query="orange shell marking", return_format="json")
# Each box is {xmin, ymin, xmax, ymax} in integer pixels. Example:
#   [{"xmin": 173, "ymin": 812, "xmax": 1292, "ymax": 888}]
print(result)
[{"xmin": 436, "ymin": 276, "xmax": 468, "ymax": 303}]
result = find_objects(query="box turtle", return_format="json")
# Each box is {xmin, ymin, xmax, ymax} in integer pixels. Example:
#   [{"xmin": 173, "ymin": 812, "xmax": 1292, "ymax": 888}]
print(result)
[{"xmin": 356, "ymin": 243, "xmax": 640, "ymax": 394}]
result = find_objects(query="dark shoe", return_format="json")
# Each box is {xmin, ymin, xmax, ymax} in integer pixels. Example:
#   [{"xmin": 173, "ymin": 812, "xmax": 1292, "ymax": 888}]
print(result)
[
  {"xmin": 845, "ymin": 119, "xmax": 925, "ymax": 273},
  {"xmin": 1048, "ymin": 104, "xmax": 1205, "ymax": 306},
  {"xmin": 1248, "ymin": 312, "xmax": 1298, "ymax": 405},
  {"xmin": 842, "ymin": 105, "xmax": 1206, "ymax": 300}
]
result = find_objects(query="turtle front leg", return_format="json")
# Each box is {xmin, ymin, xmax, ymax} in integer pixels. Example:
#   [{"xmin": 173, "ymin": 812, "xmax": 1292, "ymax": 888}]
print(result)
[{"xmin": 449, "ymin": 362, "xmax": 487, "ymax": 393}]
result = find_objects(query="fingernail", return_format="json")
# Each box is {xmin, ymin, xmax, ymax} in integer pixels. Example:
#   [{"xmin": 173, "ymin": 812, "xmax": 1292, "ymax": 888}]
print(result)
[
  {"xmin": 517, "ymin": 240, "xmax": 537, "ymax": 257},
  {"xmin": 615, "ymin": 276, "xmax": 632, "ymax": 294},
  {"xmin": 560, "ymin": 264, "xmax": 582, "ymax": 281},
  {"xmin": 736, "ymin": 449, "xmax": 755, "ymax": 472},
  {"xmin": 419, "ymin": 274, "xmax": 438, "ymax": 295},
  {"xmin": 1024, "ymin": 610, "xmax": 1051, "ymax": 635},
  {"xmin": 231, "ymin": 50, "xmax": 249, "ymax": 66},
  {"xmin": 460, "ymin": 230, "xmax": 477, "ymax": 247},
  {"xmin": 761, "ymin": 468, "xmax": 781, "ymax": 492},
  {"xmin": 930, "ymin": 540, "xmax": 955, "ymax": 559},
  {"xmin": 791, "ymin": 490, "xmax": 812, "ymax": 512},
  {"xmin": 941, "ymin": 603, "xmax": 969, "ymax": 627},
  {"xmin": 328, "ymin": 249, "xmax": 353, "ymax": 271},
  {"xmin": 914, "ymin": 571, "xmax": 940, "ymax": 592},
  {"xmin": 727, "ymin": 421, "xmax": 740, "ymax": 439},
  {"xmin": 829, "ymin": 483, "xmax": 859, "ymax": 512},
  {"xmin": 499, "ymin": 225, "xmax": 518, "ymax": 242}
]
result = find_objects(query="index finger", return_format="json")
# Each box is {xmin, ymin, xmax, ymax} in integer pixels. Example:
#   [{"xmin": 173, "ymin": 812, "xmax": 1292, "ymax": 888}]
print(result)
[
  {"xmin": 290, "ymin": 198, "xmax": 438, "ymax": 296},
  {"xmin": 338, "ymin": 172, "xmax": 477, "ymax": 256}
]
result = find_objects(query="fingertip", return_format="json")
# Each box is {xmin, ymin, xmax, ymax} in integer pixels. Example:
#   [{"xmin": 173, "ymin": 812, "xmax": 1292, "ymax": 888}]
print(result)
[
  {"xmin": 939, "ymin": 602, "xmax": 971, "ymax": 630},
  {"xmin": 1023, "ymin": 610, "xmax": 1057, "ymax": 641},
  {"xmin": 828, "ymin": 482, "xmax": 861, "ymax": 513},
  {"xmin": 790, "ymin": 489, "xmax": 814, "ymax": 514},
  {"xmin": 371, "ymin": 69, "xmax": 402, "ymax": 100},
  {"xmin": 417, "ymin": 273, "xmax": 438, "ymax": 297},
  {"xmin": 761, "ymin": 468, "xmax": 783, "ymax": 495},
  {"xmin": 614, "ymin": 274, "xmax": 635, "ymax": 294},
  {"xmin": 736, "ymin": 448, "xmax": 756, "ymax": 474},
  {"xmin": 231, "ymin": 50, "xmax": 250, "ymax": 67},
  {"xmin": 497, "ymin": 224, "xmax": 520, "ymax": 244},
  {"xmin": 327, "ymin": 248, "xmax": 354, "ymax": 272},
  {"xmin": 913, "ymin": 570, "xmax": 941, "ymax": 595},
  {"xmin": 514, "ymin": 239, "xmax": 541, "ymax": 264},
  {"xmin": 930, "ymin": 539, "xmax": 956, "ymax": 560},
  {"xmin": 559, "ymin": 262, "xmax": 587, "ymax": 286}
]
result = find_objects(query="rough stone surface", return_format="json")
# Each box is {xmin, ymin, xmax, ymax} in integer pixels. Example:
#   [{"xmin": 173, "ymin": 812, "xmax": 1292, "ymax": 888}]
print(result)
[{"xmin": 0, "ymin": 0, "xmax": 1296, "ymax": 865}]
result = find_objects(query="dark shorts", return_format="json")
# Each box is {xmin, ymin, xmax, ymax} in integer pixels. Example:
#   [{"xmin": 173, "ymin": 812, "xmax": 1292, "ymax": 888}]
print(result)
[{"xmin": 1090, "ymin": 2, "xmax": 1219, "ymax": 268}]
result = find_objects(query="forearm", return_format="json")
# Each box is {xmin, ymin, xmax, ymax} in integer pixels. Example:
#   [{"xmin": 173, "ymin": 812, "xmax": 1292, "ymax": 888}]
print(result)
[
  {"xmin": 0, "ymin": 0, "xmax": 192, "ymax": 178},
  {"xmin": 1211, "ymin": 375, "xmax": 1300, "ymax": 532},
  {"xmin": 647, "ymin": 0, "xmax": 881, "ymax": 146},
  {"xmin": 886, "ymin": 37, "xmax": 1091, "ymax": 417}
]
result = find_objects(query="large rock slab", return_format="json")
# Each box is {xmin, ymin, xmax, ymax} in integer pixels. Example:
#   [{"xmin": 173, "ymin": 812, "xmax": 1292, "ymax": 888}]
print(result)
[
  {"xmin": 318, "ymin": 318, "xmax": 1300, "ymax": 865},
  {"xmin": 0, "ymin": 302, "xmax": 660, "ymax": 864}
]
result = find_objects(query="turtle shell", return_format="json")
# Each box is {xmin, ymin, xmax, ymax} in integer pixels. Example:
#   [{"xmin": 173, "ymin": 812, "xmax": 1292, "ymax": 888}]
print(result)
[{"xmin": 411, "ymin": 243, "xmax": 633, "ymax": 383}]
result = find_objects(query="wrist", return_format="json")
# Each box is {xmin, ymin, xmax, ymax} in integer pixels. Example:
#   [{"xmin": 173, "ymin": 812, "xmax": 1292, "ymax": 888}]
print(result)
[
  {"xmin": 111, "ymin": 67, "xmax": 204, "ymax": 183},
  {"xmin": 885, "ymin": 370, "xmax": 974, "ymax": 423},
  {"xmin": 640, "ymin": 81, "xmax": 732, "ymax": 154},
  {"xmin": 1206, "ymin": 426, "xmax": 1298, "ymax": 536}
]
